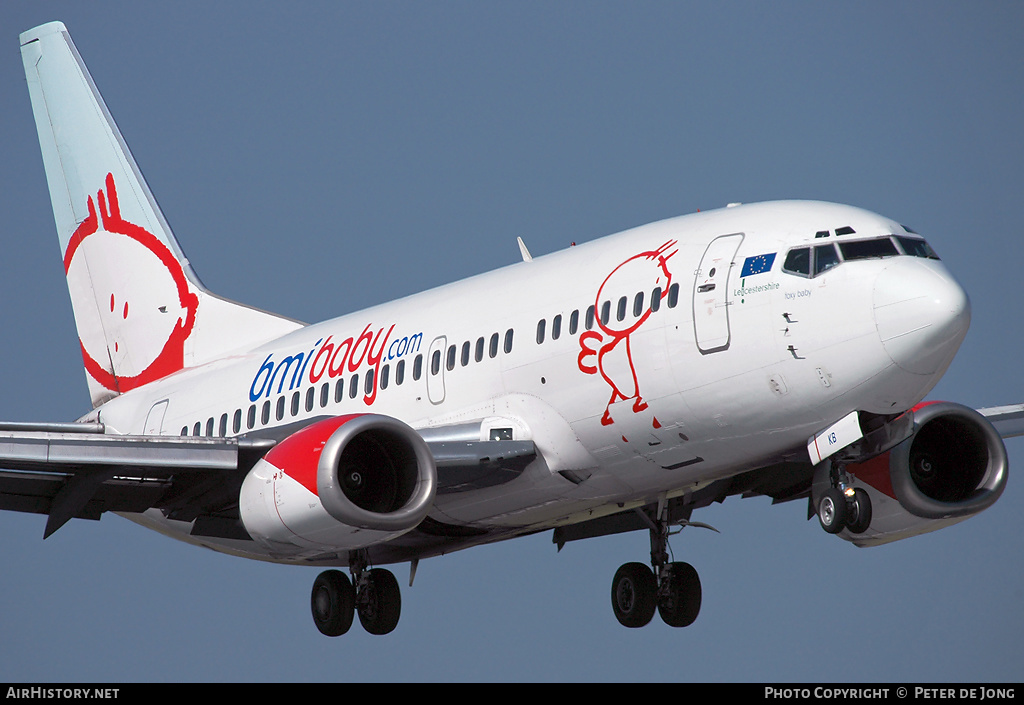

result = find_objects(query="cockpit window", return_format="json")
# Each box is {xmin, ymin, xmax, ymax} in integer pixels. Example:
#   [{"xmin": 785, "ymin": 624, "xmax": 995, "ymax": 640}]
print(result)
[
  {"xmin": 814, "ymin": 244, "xmax": 840, "ymax": 275},
  {"xmin": 838, "ymin": 238, "xmax": 899, "ymax": 261},
  {"xmin": 782, "ymin": 248, "xmax": 810, "ymax": 276},
  {"xmin": 895, "ymin": 236, "xmax": 940, "ymax": 260},
  {"xmin": 782, "ymin": 234, "xmax": 940, "ymax": 280},
  {"xmin": 783, "ymin": 245, "xmax": 839, "ymax": 278}
]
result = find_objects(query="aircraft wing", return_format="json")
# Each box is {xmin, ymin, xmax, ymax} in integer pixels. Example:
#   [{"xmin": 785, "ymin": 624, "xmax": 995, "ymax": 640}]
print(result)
[
  {"xmin": 0, "ymin": 422, "xmax": 534, "ymax": 539},
  {"xmin": 977, "ymin": 404, "xmax": 1024, "ymax": 439}
]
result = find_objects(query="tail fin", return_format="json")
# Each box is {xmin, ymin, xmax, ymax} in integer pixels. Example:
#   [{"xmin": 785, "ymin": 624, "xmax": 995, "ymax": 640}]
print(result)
[{"xmin": 20, "ymin": 22, "xmax": 302, "ymax": 407}]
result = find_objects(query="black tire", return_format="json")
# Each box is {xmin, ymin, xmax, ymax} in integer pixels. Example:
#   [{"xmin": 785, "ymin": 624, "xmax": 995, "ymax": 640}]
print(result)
[
  {"xmin": 847, "ymin": 488, "xmax": 872, "ymax": 534},
  {"xmin": 311, "ymin": 570, "xmax": 355, "ymax": 637},
  {"xmin": 357, "ymin": 568, "xmax": 402, "ymax": 635},
  {"xmin": 818, "ymin": 487, "xmax": 848, "ymax": 534},
  {"xmin": 658, "ymin": 561, "xmax": 702, "ymax": 628},
  {"xmin": 611, "ymin": 562, "xmax": 657, "ymax": 628}
]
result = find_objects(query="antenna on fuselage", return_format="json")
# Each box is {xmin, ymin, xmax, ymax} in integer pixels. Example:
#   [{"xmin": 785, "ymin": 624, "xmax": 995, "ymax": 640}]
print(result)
[{"xmin": 517, "ymin": 237, "xmax": 533, "ymax": 262}]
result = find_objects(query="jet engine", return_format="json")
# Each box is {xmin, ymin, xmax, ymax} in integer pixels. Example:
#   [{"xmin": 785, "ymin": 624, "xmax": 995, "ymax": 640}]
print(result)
[
  {"xmin": 826, "ymin": 402, "xmax": 1008, "ymax": 546},
  {"xmin": 239, "ymin": 414, "xmax": 437, "ymax": 557}
]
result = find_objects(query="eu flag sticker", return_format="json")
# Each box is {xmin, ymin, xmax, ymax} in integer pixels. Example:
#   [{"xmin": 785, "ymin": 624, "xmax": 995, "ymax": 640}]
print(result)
[{"xmin": 740, "ymin": 252, "xmax": 776, "ymax": 277}]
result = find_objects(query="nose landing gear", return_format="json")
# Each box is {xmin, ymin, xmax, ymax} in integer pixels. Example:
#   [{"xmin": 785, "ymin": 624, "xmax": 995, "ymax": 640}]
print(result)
[
  {"xmin": 816, "ymin": 461, "xmax": 872, "ymax": 535},
  {"xmin": 610, "ymin": 498, "xmax": 708, "ymax": 629}
]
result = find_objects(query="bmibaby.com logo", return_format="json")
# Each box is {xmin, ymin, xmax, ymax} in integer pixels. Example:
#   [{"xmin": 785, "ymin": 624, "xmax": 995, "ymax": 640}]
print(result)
[{"xmin": 249, "ymin": 326, "xmax": 423, "ymax": 406}]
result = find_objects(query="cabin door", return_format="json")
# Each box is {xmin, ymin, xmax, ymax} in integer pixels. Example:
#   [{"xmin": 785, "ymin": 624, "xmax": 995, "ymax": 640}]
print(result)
[{"xmin": 692, "ymin": 233, "xmax": 744, "ymax": 354}]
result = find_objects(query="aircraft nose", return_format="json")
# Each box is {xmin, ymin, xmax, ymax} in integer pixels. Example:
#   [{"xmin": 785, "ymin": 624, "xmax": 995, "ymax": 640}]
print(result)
[{"xmin": 873, "ymin": 257, "xmax": 971, "ymax": 375}]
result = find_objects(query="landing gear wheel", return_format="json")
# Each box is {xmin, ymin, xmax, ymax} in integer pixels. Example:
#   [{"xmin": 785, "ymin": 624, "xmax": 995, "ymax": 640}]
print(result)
[
  {"xmin": 846, "ymin": 488, "xmax": 872, "ymax": 534},
  {"xmin": 311, "ymin": 570, "xmax": 355, "ymax": 637},
  {"xmin": 818, "ymin": 487, "xmax": 848, "ymax": 534},
  {"xmin": 611, "ymin": 562, "xmax": 657, "ymax": 628},
  {"xmin": 357, "ymin": 568, "xmax": 402, "ymax": 635},
  {"xmin": 657, "ymin": 561, "xmax": 702, "ymax": 628}
]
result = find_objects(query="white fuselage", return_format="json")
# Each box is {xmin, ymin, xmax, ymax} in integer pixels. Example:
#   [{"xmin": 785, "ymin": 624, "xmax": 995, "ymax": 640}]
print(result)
[{"xmin": 92, "ymin": 200, "xmax": 969, "ymax": 564}]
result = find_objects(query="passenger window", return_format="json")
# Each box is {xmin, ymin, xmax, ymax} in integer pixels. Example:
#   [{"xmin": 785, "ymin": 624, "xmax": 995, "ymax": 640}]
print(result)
[
  {"xmin": 536, "ymin": 319, "xmax": 546, "ymax": 344},
  {"xmin": 247, "ymin": 405, "xmax": 256, "ymax": 429},
  {"xmin": 600, "ymin": 301, "xmax": 610, "ymax": 325},
  {"xmin": 335, "ymin": 378, "xmax": 345, "ymax": 403},
  {"xmin": 814, "ymin": 244, "xmax": 840, "ymax": 275},
  {"xmin": 667, "ymin": 283, "xmax": 680, "ymax": 308},
  {"xmin": 349, "ymin": 374, "xmax": 359, "ymax": 399},
  {"xmin": 569, "ymin": 310, "xmax": 579, "ymax": 335},
  {"xmin": 475, "ymin": 337, "xmax": 484, "ymax": 362},
  {"xmin": 219, "ymin": 413, "xmax": 228, "ymax": 437},
  {"xmin": 431, "ymin": 350, "xmax": 441, "ymax": 375},
  {"xmin": 261, "ymin": 401, "xmax": 270, "ymax": 425},
  {"xmin": 365, "ymin": 370, "xmax": 375, "ymax": 396},
  {"xmin": 489, "ymin": 333, "xmax": 499, "ymax": 359},
  {"xmin": 585, "ymin": 305, "xmax": 595, "ymax": 330},
  {"xmin": 205, "ymin": 418, "xmax": 214, "ymax": 436},
  {"xmin": 276, "ymin": 396, "xmax": 285, "ymax": 421},
  {"xmin": 651, "ymin": 287, "xmax": 662, "ymax": 312},
  {"xmin": 446, "ymin": 345, "xmax": 456, "ymax": 371},
  {"xmin": 413, "ymin": 354, "xmax": 423, "ymax": 380},
  {"xmin": 552, "ymin": 314, "xmax": 561, "ymax": 340},
  {"xmin": 633, "ymin": 292, "xmax": 644, "ymax": 317},
  {"xmin": 380, "ymin": 364, "xmax": 389, "ymax": 390},
  {"xmin": 461, "ymin": 341, "xmax": 470, "ymax": 366},
  {"xmin": 291, "ymin": 391, "xmax": 300, "ymax": 416},
  {"xmin": 320, "ymin": 383, "xmax": 329, "ymax": 407},
  {"xmin": 617, "ymin": 297, "xmax": 627, "ymax": 322},
  {"xmin": 193, "ymin": 422, "xmax": 201, "ymax": 437},
  {"xmin": 180, "ymin": 426, "xmax": 188, "ymax": 437},
  {"xmin": 783, "ymin": 248, "xmax": 811, "ymax": 276},
  {"xmin": 396, "ymin": 359, "xmax": 406, "ymax": 385},
  {"xmin": 305, "ymin": 386, "xmax": 315, "ymax": 412},
  {"xmin": 233, "ymin": 409, "xmax": 242, "ymax": 434},
  {"xmin": 504, "ymin": 328, "xmax": 514, "ymax": 354}
]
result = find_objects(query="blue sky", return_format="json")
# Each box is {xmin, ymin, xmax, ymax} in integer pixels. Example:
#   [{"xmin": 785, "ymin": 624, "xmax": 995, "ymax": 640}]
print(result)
[{"xmin": 1, "ymin": 1, "xmax": 1022, "ymax": 682}]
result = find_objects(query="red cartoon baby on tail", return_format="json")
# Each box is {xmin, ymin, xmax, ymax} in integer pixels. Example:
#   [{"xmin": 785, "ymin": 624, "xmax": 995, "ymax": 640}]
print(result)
[{"xmin": 64, "ymin": 173, "xmax": 199, "ymax": 394}]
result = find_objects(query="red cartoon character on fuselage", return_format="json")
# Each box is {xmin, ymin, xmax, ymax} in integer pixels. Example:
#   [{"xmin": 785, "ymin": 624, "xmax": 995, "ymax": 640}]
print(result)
[{"xmin": 578, "ymin": 240, "xmax": 677, "ymax": 426}]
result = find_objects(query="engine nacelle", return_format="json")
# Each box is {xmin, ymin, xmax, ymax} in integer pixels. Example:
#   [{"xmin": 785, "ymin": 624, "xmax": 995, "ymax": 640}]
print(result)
[
  {"xmin": 831, "ymin": 402, "xmax": 1008, "ymax": 546},
  {"xmin": 239, "ymin": 414, "xmax": 437, "ymax": 558}
]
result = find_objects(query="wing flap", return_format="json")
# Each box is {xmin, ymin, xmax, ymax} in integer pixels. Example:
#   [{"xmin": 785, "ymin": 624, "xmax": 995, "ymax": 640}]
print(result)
[
  {"xmin": 0, "ymin": 428, "xmax": 246, "ymax": 537},
  {"xmin": 0, "ymin": 430, "xmax": 240, "ymax": 472}
]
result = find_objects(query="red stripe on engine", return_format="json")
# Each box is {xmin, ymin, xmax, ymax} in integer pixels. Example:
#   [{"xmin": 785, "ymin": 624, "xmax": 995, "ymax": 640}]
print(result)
[
  {"xmin": 264, "ymin": 415, "xmax": 363, "ymax": 496},
  {"xmin": 850, "ymin": 452, "xmax": 896, "ymax": 498}
]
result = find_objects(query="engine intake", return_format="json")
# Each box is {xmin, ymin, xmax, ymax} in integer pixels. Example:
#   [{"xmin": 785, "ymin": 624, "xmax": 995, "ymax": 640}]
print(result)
[
  {"xmin": 855, "ymin": 402, "xmax": 1007, "ymax": 520},
  {"xmin": 239, "ymin": 414, "xmax": 437, "ymax": 556},
  {"xmin": 317, "ymin": 414, "xmax": 437, "ymax": 532}
]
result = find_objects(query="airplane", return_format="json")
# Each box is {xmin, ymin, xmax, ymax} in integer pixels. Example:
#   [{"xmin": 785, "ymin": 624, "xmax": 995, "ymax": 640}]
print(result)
[{"xmin": 5, "ymin": 20, "xmax": 1018, "ymax": 637}]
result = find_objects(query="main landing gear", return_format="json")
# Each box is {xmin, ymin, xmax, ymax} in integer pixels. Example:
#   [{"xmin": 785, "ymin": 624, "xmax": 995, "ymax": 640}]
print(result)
[
  {"xmin": 311, "ymin": 551, "xmax": 402, "ymax": 636},
  {"xmin": 610, "ymin": 498, "xmax": 706, "ymax": 629},
  {"xmin": 816, "ymin": 461, "xmax": 872, "ymax": 535}
]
